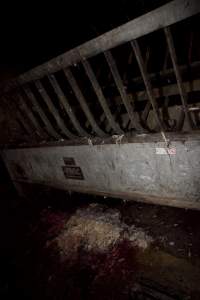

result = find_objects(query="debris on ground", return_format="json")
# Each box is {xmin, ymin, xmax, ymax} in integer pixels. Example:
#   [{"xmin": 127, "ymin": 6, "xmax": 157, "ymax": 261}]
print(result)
[
  {"xmin": 54, "ymin": 203, "xmax": 153, "ymax": 262},
  {"xmin": 1, "ymin": 188, "xmax": 200, "ymax": 300}
]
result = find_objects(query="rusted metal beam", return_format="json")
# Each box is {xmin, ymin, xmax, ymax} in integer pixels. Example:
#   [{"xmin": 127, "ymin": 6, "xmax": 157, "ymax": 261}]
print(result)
[
  {"xmin": 161, "ymin": 49, "xmax": 174, "ymax": 130},
  {"xmin": 164, "ymin": 27, "xmax": 195, "ymax": 130},
  {"xmin": 129, "ymin": 60, "xmax": 200, "ymax": 87},
  {"xmin": 134, "ymin": 79, "xmax": 200, "ymax": 102},
  {"xmin": 104, "ymin": 50, "xmax": 143, "ymax": 131},
  {"xmin": 131, "ymin": 40, "xmax": 166, "ymax": 133},
  {"xmin": 47, "ymin": 74, "xmax": 89, "ymax": 137},
  {"xmin": 82, "ymin": 59, "xmax": 123, "ymax": 134},
  {"xmin": 22, "ymin": 85, "xmax": 61, "ymax": 139},
  {"xmin": 1, "ymin": 0, "xmax": 199, "ymax": 93},
  {"xmin": 35, "ymin": 80, "xmax": 76, "ymax": 139},
  {"xmin": 63, "ymin": 68, "xmax": 106, "ymax": 137}
]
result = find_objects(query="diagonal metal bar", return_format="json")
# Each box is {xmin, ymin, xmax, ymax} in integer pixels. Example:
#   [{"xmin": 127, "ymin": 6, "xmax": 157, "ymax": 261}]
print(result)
[
  {"xmin": 164, "ymin": 26, "xmax": 194, "ymax": 130},
  {"xmin": 104, "ymin": 50, "xmax": 144, "ymax": 131},
  {"xmin": 141, "ymin": 48, "xmax": 157, "ymax": 128},
  {"xmin": 47, "ymin": 74, "xmax": 89, "ymax": 137},
  {"xmin": 15, "ymin": 92, "xmax": 46, "ymax": 139},
  {"xmin": 82, "ymin": 59, "xmax": 123, "ymax": 134},
  {"xmin": 161, "ymin": 48, "xmax": 184, "ymax": 131},
  {"xmin": 35, "ymin": 80, "xmax": 76, "ymax": 139},
  {"xmin": 63, "ymin": 68, "xmax": 106, "ymax": 137},
  {"xmin": 161, "ymin": 49, "xmax": 174, "ymax": 130},
  {"xmin": 22, "ymin": 85, "xmax": 61, "ymax": 140},
  {"xmin": 131, "ymin": 40, "xmax": 166, "ymax": 134},
  {"xmin": 141, "ymin": 102, "xmax": 152, "ymax": 125}
]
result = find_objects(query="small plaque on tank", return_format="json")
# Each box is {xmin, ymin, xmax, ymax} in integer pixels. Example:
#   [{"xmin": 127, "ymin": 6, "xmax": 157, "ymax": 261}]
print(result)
[
  {"xmin": 62, "ymin": 166, "xmax": 84, "ymax": 180},
  {"xmin": 63, "ymin": 157, "xmax": 76, "ymax": 166}
]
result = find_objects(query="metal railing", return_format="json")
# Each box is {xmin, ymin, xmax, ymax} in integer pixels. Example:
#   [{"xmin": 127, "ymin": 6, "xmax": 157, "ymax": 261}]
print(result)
[{"xmin": 1, "ymin": 0, "xmax": 200, "ymax": 143}]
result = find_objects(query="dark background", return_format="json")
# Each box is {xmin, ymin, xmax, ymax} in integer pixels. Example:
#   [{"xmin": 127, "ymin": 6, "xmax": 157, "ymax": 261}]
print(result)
[{"xmin": 0, "ymin": 0, "xmax": 169, "ymax": 81}]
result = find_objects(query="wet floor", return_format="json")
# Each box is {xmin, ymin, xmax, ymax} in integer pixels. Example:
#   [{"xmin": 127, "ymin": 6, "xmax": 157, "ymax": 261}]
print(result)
[{"xmin": 0, "ymin": 184, "xmax": 200, "ymax": 300}]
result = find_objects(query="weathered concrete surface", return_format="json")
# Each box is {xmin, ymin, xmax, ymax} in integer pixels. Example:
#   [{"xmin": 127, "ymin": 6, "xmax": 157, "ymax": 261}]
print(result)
[{"xmin": 1, "ymin": 134, "xmax": 200, "ymax": 209}]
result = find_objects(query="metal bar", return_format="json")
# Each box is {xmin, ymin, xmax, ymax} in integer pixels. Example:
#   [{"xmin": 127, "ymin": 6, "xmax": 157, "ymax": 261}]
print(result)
[
  {"xmin": 1, "ymin": 0, "xmax": 199, "ymax": 93},
  {"xmin": 47, "ymin": 74, "xmax": 89, "ymax": 137},
  {"xmin": 98, "ymin": 60, "xmax": 200, "ymax": 106},
  {"xmin": 161, "ymin": 48, "xmax": 184, "ymax": 131},
  {"xmin": 141, "ymin": 102, "xmax": 152, "ymax": 124},
  {"xmin": 136, "ymin": 46, "xmax": 153, "ymax": 127},
  {"xmin": 22, "ymin": 85, "xmax": 61, "ymax": 140},
  {"xmin": 104, "ymin": 50, "xmax": 143, "ymax": 131},
  {"xmin": 15, "ymin": 92, "xmax": 46, "ymax": 139},
  {"xmin": 131, "ymin": 40, "xmax": 166, "ymax": 133},
  {"xmin": 35, "ymin": 80, "xmax": 77, "ymax": 139},
  {"xmin": 146, "ymin": 67, "xmax": 200, "ymax": 97},
  {"xmin": 100, "ymin": 57, "xmax": 194, "ymax": 113},
  {"xmin": 164, "ymin": 27, "xmax": 194, "ymax": 130},
  {"xmin": 129, "ymin": 60, "xmax": 200, "ymax": 87},
  {"xmin": 82, "ymin": 59, "xmax": 123, "ymax": 134},
  {"xmin": 161, "ymin": 49, "xmax": 171, "ymax": 130},
  {"xmin": 63, "ymin": 68, "xmax": 106, "ymax": 137}
]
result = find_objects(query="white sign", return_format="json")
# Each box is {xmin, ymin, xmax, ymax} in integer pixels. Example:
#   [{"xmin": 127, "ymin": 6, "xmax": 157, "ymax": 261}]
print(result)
[{"xmin": 156, "ymin": 147, "xmax": 176, "ymax": 155}]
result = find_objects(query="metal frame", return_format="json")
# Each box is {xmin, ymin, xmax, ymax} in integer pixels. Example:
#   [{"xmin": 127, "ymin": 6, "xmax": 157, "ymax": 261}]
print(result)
[
  {"xmin": 1, "ymin": 0, "xmax": 199, "ymax": 89},
  {"xmin": 0, "ymin": 0, "xmax": 200, "ymax": 143}
]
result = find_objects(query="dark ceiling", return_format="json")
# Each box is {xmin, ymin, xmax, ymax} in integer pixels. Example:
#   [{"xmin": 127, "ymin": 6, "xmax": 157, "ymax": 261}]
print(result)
[{"xmin": 0, "ymin": 0, "xmax": 170, "ymax": 81}]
